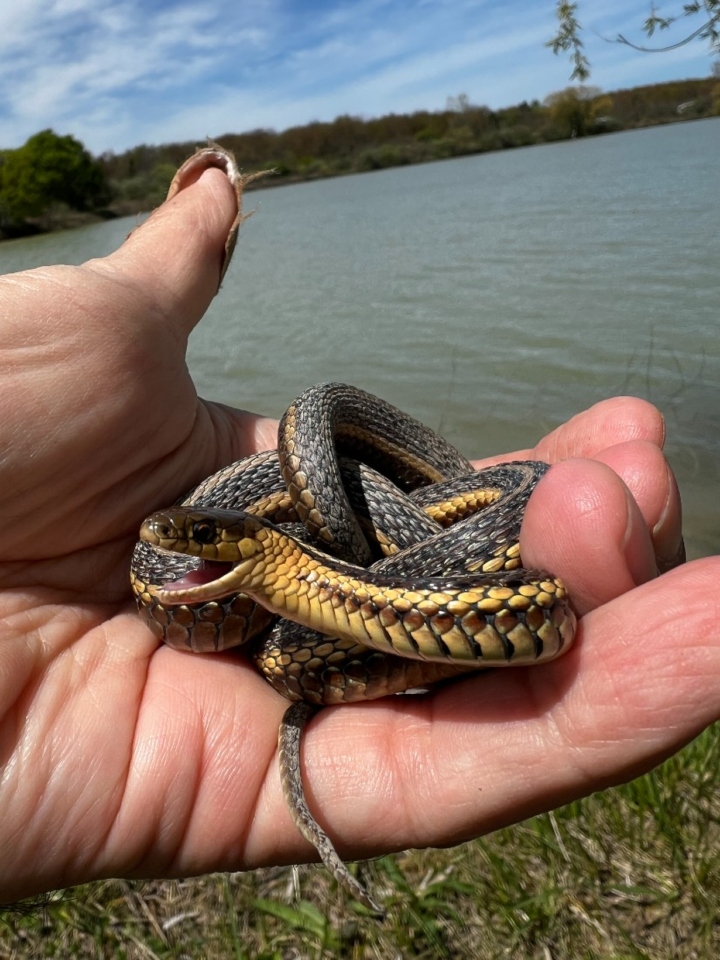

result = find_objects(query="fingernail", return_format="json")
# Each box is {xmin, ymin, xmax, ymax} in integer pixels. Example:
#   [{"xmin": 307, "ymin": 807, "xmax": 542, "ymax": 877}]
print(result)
[
  {"xmin": 623, "ymin": 485, "xmax": 660, "ymax": 586},
  {"xmin": 652, "ymin": 468, "xmax": 685, "ymax": 574}
]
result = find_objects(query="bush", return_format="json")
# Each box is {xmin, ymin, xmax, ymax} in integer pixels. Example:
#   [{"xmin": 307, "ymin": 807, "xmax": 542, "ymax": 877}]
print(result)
[
  {"xmin": 499, "ymin": 125, "xmax": 538, "ymax": 148},
  {"xmin": 112, "ymin": 163, "xmax": 176, "ymax": 207},
  {"xmin": 355, "ymin": 145, "xmax": 414, "ymax": 171}
]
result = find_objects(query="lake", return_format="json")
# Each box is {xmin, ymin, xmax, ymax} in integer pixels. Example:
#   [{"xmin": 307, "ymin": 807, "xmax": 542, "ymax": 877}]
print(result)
[{"xmin": 1, "ymin": 118, "xmax": 718, "ymax": 558}]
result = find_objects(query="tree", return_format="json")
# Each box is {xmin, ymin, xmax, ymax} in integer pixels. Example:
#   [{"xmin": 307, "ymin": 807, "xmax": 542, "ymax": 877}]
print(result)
[
  {"xmin": 543, "ymin": 85, "xmax": 606, "ymax": 137},
  {"xmin": 548, "ymin": 1, "xmax": 720, "ymax": 79},
  {"xmin": 446, "ymin": 93, "xmax": 471, "ymax": 112},
  {"xmin": 0, "ymin": 130, "xmax": 111, "ymax": 227}
]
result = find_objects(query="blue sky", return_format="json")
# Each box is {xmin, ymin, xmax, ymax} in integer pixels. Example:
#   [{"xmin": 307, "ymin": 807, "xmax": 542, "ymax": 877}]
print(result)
[{"xmin": 0, "ymin": 0, "xmax": 715, "ymax": 156}]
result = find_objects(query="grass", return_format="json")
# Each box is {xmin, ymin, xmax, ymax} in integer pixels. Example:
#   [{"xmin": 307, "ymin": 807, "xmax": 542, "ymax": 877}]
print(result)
[{"xmin": 3, "ymin": 724, "xmax": 720, "ymax": 959}]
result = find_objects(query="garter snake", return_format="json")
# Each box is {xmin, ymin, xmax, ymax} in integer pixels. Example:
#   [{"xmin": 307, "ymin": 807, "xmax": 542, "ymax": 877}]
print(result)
[{"xmin": 132, "ymin": 382, "xmax": 576, "ymax": 915}]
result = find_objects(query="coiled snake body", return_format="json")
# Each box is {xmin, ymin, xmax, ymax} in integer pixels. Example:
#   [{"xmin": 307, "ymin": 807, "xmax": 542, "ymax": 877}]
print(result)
[{"xmin": 132, "ymin": 383, "xmax": 576, "ymax": 914}]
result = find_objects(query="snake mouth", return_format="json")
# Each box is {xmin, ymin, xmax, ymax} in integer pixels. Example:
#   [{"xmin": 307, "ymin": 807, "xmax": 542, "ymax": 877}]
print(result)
[
  {"xmin": 157, "ymin": 558, "xmax": 255, "ymax": 605},
  {"xmin": 159, "ymin": 559, "xmax": 234, "ymax": 599}
]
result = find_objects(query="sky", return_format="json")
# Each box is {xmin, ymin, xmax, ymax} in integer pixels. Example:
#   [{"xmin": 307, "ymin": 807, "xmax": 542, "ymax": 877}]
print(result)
[{"xmin": 0, "ymin": 0, "xmax": 715, "ymax": 156}]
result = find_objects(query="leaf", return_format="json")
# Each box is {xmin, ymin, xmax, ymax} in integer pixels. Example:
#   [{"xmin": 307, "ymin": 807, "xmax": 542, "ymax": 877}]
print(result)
[{"xmin": 252, "ymin": 897, "xmax": 337, "ymax": 942}]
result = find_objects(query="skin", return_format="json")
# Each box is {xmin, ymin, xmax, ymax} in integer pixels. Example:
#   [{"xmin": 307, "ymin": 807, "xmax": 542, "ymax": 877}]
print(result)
[{"xmin": 0, "ymin": 166, "xmax": 717, "ymax": 906}]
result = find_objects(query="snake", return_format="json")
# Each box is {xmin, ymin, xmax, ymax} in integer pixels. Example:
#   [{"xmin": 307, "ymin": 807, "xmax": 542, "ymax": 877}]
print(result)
[{"xmin": 131, "ymin": 382, "xmax": 577, "ymax": 915}]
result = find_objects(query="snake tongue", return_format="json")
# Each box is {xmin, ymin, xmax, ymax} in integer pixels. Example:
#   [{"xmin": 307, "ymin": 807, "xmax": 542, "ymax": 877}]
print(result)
[{"xmin": 162, "ymin": 561, "xmax": 233, "ymax": 592}]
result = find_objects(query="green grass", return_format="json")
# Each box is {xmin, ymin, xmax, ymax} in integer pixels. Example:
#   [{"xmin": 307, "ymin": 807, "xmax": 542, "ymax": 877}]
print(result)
[{"xmin": 3, "ymin": 725, "xmax": 720, "ymax": 959}]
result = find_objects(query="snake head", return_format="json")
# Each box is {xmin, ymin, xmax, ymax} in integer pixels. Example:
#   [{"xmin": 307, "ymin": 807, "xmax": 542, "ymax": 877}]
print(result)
[
  {"xmin": 138, "ymin": 507, "xmax": 271, "ymax": 605},
  {"xmin": 140, "ymin": 506, "xmax": 265, "ymax": 558}
]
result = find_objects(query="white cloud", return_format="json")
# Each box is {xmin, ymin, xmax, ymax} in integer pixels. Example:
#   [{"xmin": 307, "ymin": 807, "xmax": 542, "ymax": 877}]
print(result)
[{"xmin": 0, "ymin": 0, "xmax": 713, "ymax": 154}]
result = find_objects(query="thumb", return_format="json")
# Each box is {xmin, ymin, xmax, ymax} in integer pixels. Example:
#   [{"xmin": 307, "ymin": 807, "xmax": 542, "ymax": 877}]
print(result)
[{"xmin": 98, "ymin": 147, "xmax": 247, "ymax": 340}]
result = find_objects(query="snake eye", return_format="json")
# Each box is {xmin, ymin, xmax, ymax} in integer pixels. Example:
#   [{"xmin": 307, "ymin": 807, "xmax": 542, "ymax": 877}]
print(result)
[{"xmin": 191, "ymin": 519, "xmax": 217, "ymax": 544}]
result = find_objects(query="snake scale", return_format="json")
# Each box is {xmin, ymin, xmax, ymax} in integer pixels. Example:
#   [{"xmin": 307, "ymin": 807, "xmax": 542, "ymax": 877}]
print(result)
[{"xmin": 131, "ymin": 382, "xmax": 576, "ymax": 915}]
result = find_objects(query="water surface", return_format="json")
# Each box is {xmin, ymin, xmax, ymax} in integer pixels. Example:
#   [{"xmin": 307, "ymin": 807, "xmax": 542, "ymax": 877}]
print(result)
[{"xmin": 2, "ymin": 119, "xmax": 718, "ymax": 557}]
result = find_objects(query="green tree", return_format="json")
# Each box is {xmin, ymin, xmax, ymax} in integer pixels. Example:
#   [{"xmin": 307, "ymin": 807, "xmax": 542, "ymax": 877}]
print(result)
[
  {"xmin": 543, "ymin": 85, "xmax": 604, "ymax": 137},
  {"xmin": 548, "ymin": 0, "xmax": 720, "ymax": 79},
  {"xmin": 0, "ymin": 129, "xmax": 111, "ymax": 226}
]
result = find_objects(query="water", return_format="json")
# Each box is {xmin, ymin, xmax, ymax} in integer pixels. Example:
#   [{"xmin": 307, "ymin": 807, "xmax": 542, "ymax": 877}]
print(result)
[{"xmin": 2, "ymin": 119, "xmax": 718, "ymax": 558}]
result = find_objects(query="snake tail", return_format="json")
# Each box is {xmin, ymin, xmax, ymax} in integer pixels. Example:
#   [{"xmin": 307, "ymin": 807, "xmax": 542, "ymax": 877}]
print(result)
[{"xmin": 278, "ymin": 702, "xmax": 385, "ymax": 917}]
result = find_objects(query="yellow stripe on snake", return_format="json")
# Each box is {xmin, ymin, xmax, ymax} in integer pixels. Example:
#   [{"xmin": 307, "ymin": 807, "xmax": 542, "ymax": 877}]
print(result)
[{"xmin": 132, "ymin": 382, "xmax": 576, "ymax": 915}]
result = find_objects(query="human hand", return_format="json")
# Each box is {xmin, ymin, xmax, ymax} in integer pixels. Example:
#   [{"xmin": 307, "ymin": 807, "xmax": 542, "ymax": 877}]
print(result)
[
  {"xmin": 0, "ymin": 154, "xmax": 715, "ymax": 906},
  {"xmin": 0, "ymin": 155, "xmax": 276, "ymax": 902}
]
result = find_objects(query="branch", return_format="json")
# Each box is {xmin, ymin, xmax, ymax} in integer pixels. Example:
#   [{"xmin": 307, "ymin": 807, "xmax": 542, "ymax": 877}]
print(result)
[
  {"xmin": 545, "ymin": 1, "xmax": 591, "ymax": 80},
  {"xmin": 614, "ymin": 17, "xmax": 716, "ymax": 52},
  {"xmin": 547, "ymin": 0, "xmax": 720, "ymax": 77}
]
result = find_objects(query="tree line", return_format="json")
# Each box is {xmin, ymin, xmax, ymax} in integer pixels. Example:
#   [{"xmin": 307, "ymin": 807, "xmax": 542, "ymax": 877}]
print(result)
[{"xmin": 1, "ymin": 76, "xmax": 718, "ymax": 239}]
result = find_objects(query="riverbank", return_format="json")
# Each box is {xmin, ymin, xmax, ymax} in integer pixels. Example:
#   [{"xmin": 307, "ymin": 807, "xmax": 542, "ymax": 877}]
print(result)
[{"xmin": 2, "ymin": 76, "xmax": 717, "ymax": 240}]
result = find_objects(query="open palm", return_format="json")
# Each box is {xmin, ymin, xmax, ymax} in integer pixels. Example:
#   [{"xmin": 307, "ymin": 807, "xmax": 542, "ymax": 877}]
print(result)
[{"xmin": 0, "ymin": 159, "xmax": 716, "ymax": 906}]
